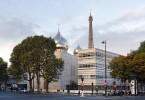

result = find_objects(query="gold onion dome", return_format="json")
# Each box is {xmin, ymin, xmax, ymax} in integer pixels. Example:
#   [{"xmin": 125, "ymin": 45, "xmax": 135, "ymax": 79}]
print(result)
[
  {"xmin": 53, "ymin": 30, "xmax": 69, "ymax": 50},
  {"xmin": 74, "ymin": 44, "xmax": 82, "ymax": 54}
]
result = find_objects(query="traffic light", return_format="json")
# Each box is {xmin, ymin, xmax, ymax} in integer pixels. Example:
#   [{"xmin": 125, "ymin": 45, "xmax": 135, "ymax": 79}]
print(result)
[
  {"xmin": 114, "ymin": 84, "xmax": 116, "ymax": 88},
  {"xmin": 113, "ymin": 81, "xmax": 116, "ymax": 85},
  {"xmin": 81, "ymin": 77, "xmax": 84, "ymax": 82},
  {"xmin": 104, "ymin": 82, "xmax": 106, "ymax": 86},
  {"xmin": 92, "ymin": 82, "xmax": 94, "ymax": 86},
  {"xmin": 113, "ymin": 81, "xmax": 116, "ymax": 89},
  {"xmin": 121, "ymin": 78, "xmax": 124, "ymax": 83}
]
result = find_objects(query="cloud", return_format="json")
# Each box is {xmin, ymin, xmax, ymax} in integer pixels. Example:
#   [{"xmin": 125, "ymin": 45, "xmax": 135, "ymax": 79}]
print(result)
[
  {"xmin": 95, "ymin": 5, "xmax": 145, "ymax": 35},
  {"xmin": 0, "ymin": 16, "xmax": 39, "ymax": 64},
  {"xmin": 0, "ymin": 17, "xmax": 38, "ymax": 42},
  {"xmin": 67, "ymin": 5, "xmax": 145, "ymax": 55},
  {"xmin": 0, "ymin": 0, "xmax": 5, "ymax": 3}
]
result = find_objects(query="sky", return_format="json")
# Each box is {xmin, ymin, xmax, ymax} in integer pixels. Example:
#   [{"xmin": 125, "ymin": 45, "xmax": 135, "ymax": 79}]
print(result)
[{"xmin": 0, "ymin": 0, "xmax": 145, "ymax": 65}]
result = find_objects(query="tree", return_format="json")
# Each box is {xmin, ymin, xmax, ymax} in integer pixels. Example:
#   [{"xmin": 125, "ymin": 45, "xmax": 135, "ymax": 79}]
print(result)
[
  {"xmin": 110, "ymin": 55, "xmax": 135, "ymax": 94},
  {"xmin": 130, "ymin": 41, "xmax": 145, "ymax": 83},
  {"xmin": 9, "ymin": 35, "xmax": 64, "ymax": 92},
  {"xmin": 110, "ymin": 55, "xmax": 129, "ymax": 81},
  {"xmin": 0, "ymin": 57, "xmax": 8, "ymax": 83},
  {"xmin": 9, "ymin": 44, "xmax": 23, "ymax": 82},
  {"xmin": 131, "ymin": 52, "xmax": 145, "ymax": 83},
  {"xmin": 41, "ymin": 55, "xmax": 64, "ymax": 92},
  {"xmin": 137, "ymin": 41, "xmax": 145, "ymax": 53},
  {"xmin": 110, "ymin": 40, "xmax": 145, "ymax": 86},
  {"xmin": 132, "ymin": 40, "xmax": 145, "ymax": 54}
]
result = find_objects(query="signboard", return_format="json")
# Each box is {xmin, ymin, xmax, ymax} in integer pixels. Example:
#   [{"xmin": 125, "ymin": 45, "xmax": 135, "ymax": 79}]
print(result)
[
  {"xmin": 81, "ymin": 83, "xmax": 84, "ymax": 86},
  {"xmin": 104, "ymin": 82, "xmax": 106, "ymax": 86},
  {"xmin": 107, "ymin": 82, "xmax": 110, "ymax": 85}
]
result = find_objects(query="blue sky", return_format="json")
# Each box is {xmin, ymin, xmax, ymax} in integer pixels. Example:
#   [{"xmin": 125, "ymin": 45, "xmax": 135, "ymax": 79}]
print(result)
[{"xmin": 0, "ymin": 0, "xmax": 145, "ymax": 65}]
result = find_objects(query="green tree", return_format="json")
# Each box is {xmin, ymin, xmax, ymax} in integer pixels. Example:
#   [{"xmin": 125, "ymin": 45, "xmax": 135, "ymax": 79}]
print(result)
[
  {"xmin": 109, "ymin": 54, "xmax": 135, "ymax": 93},
  {"xmin": 9, "ymin": 35, "xmax": 64, "ymax": 92},
  {"xmin": 109, "ymin": 55, "xmax": 130, "ymax": 82},
  {"xmin": 132, "ymin": 40, "xmax": 145, "ymax": 54},
  {"xmin": 131, "ymin": 52, "xmax": 145, "ymax": 83},
  {"xmin": 0, "ymin": 57, "xmax": 8, "ymax": 83},
  {"xmin": 137, "ymin": 41, "xmax": 145, "ymax": 53},
  {"xmin": 110, "ymin": 40, "xmax": 145, "ymax": 86},
  {"xmin": 9, "ymin": 44, "xmax": 23, "ymax": 82},
  {"xmin": 41, "ymin": 55, "xmax": 64, "ymax": 92},
  {"xmin": 130, "ymin": 41, "xmax": 145, "ymax": 83}
]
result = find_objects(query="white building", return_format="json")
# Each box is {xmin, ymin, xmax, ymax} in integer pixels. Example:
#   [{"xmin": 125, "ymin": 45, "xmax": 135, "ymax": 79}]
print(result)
[{"xmin": 74, "ymin": 48, "xmax": 120, "ymax": 90}]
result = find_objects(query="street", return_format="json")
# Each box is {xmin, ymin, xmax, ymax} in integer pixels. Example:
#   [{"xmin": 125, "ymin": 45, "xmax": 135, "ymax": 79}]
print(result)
[{"xmin": 0, "ymin": 91, "xmax": 145, "ymax": 100}]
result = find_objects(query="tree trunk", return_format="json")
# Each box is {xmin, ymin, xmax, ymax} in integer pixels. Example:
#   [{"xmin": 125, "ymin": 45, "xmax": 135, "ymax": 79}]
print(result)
[
  {"xmin": 124, "ymin": 80, "xmax": 127, "ymax": 95},
  {"xmin": 28, "ymin": 73, "xmax": 33, "ymax": 92},
  {"xmin": 36, "ymin": 72, "xmax": 40, "ymax": 93},
  {"xmin": 29, "ymin": 79, "xmax": 33, "ymax": 92},
  {"xmin": 45, "ymin": 81, "xmax": 49, "ymax": 93}
]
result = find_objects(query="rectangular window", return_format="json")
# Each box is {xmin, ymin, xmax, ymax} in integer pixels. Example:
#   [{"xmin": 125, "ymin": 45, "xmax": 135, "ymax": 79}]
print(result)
[
  {"xmin": 90, "ymin": 75, "xmax": 96, "ymax": 79},
  {"xmin": 79, "ymin": 63, "xmax": 96, "ymax": 68}
]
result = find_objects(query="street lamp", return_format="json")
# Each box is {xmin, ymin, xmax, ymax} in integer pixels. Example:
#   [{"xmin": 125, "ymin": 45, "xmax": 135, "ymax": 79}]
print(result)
[
  {"xmin": 102, "ymin": 40, "xmax": 107, "ymax": 96},
  {"xmin": 81, "ymin": 76, "xmax": 84, "ymax": 97}
]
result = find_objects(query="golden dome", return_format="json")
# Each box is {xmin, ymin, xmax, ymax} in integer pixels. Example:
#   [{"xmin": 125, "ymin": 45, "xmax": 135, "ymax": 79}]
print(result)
[
  {"xmin": 74, "ymin": 44, "xmax": 82, "ymax": 54},
  {"xmin": 54, "ymin": 30, "xmax": 69, "ymax": 50}
]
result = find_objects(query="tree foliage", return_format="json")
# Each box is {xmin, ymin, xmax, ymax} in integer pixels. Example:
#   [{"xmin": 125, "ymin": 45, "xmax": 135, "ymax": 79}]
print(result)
[
  {"xmin": 131, "ymin": 52, "xmax": 145, "ymax": 83},
  {"xmin": 9, "ymin": 44, "xmax": 23, "ymax": 82},
  {"xmin": 110, "ymin": 55, "xmax": 130, "ymax": 81},
  {"xmin": 9, "ymin": 35, "xmax": 64, "ymax": 92},
  {"xmin": 132, "ymin": 41, "xmax": 145, "ymax": 54},
  {"xmin": 0, "ymin": 57, "xmax": 8, "ymax": 82},
  {"xmin": 109, "ymin": 41, "xmax": 145, "ymax": 83}
]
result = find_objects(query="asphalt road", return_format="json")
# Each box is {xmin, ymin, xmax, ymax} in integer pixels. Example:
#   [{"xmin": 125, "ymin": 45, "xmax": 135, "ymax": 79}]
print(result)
[{"xmin": 0, "ymin": 91, "xmax": 145, "ymax": 100}]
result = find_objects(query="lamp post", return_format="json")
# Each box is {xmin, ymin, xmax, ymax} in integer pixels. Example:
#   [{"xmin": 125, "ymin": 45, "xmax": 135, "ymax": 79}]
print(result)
[
  {"xmin": 102, "ymin": 40, "xmax": 107, "ymax": 96},
  {"xmin": 81, "ymin": 76, "xmax": 84, "ymax": 97}
]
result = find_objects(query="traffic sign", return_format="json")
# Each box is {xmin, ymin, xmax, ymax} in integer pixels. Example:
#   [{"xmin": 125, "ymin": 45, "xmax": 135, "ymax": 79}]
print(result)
[
  {"xmin": 104, "ymin": 82, "xmax": 106, "ymax": 86},
  {"xmin": 81, "ymin": 83, "xmax": 84, "ymax": 86},
  {"xmin": 107, "ymin": 82, "xmax": 109, "ymax": 85}
]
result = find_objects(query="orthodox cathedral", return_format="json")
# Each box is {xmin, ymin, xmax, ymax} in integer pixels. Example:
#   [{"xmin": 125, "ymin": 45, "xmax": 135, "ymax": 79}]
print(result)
[{"xmin": 42, "ymin": 12, "xmax": 121, "ymax": 91}]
